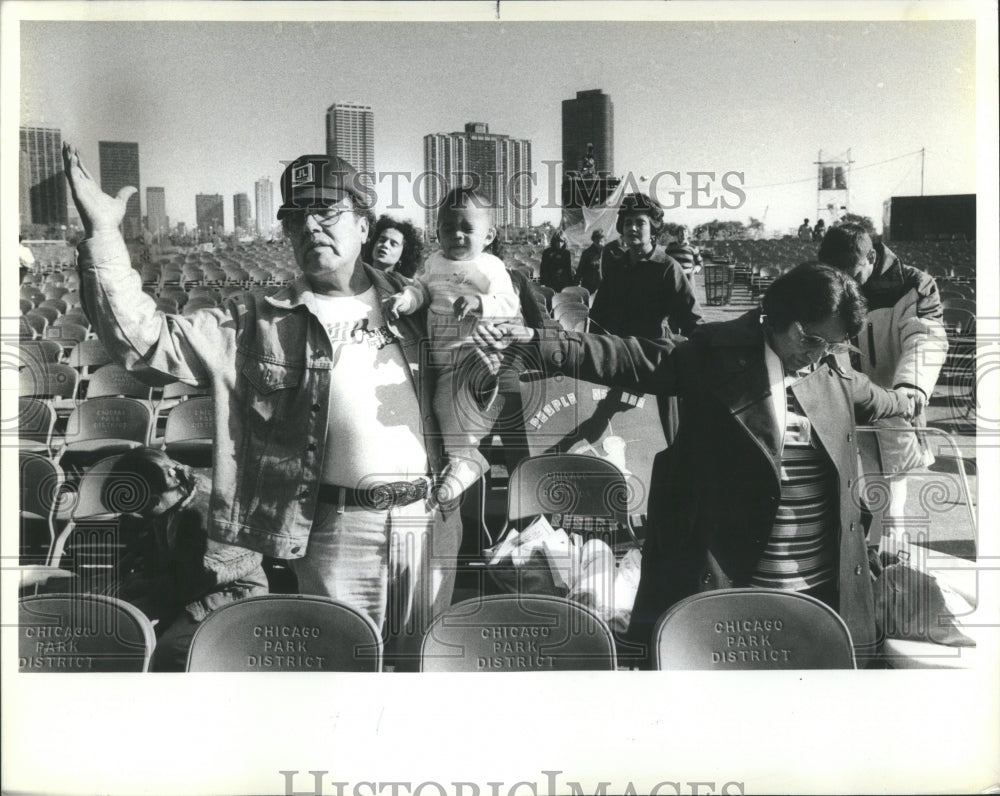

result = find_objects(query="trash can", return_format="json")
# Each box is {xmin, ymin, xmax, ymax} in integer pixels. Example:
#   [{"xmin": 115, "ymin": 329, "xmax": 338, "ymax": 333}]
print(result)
[{"xmin": 703, "ymin": 263, "xmax": 735, "ymax": 306}]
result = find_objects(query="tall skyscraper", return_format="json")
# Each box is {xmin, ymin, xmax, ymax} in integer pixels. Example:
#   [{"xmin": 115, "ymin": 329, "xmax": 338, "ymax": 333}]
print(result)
[
  {"xmin": 233, "ymin": 193, "xmax": 252, "ymax": 234},
  {"xmin": 195, "ymin": 194, "xmax": 224, "ymax": 236},
  {"xmin": 423, "ymin": 122, "xmax": 533, "ymax": 236},
  {"xmin": 98, "ymin": 141, "xmax": 141, "ymax": 240},
  {"xmin": 20, "ymin": 126, "xmax": 68, "ymax": 228},
  {"xmin": 561, "ymin": 89, "xmax": 614, "ymax": 177},
  {"xmin": 146, "ymin": 187, "xmax": 168, "ymax": 238},
  {"xmin": 254, "ymin": 177, "xmax": 274, "ymax": 237},
  {"xmin": 326, "ymin": 102, "xmax": 375, "ymax": 175}
]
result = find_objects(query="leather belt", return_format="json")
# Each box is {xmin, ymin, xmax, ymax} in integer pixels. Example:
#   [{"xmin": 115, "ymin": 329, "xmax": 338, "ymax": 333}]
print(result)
[{"xmin": 317, "ymin": 478, "xmax": 430, "ymax": 511}]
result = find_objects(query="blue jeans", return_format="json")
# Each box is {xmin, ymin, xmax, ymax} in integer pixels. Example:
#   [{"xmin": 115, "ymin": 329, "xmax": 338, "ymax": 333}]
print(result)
[{"xmin": 289, "ymin": 495, "xmax": 461, "ymax": 671}]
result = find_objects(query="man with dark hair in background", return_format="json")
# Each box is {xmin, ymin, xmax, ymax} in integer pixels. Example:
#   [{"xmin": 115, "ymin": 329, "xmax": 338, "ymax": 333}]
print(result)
[
  {"xmin": 576, "ymin": 229, "xmax": 606, "ymax": 294},
  {"xmin": 818, "ymin": 223, "xmax": 948, "ymax": 558}
]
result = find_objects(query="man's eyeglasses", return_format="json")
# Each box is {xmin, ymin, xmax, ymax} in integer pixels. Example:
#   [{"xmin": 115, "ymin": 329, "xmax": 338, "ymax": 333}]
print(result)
[
  {"xmin": 283, "ymin": 204, "xmax": 354, "ymax": 228},
  {"xmin": 795, "ymin": 322, "xmax": 859, "ymax": 356}
]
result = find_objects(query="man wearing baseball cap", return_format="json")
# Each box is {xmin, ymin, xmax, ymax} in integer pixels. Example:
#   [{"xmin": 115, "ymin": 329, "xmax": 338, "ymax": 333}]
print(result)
[{"xmin": 64, "ymin": 145, "xmax": 462, "ymax": 669}]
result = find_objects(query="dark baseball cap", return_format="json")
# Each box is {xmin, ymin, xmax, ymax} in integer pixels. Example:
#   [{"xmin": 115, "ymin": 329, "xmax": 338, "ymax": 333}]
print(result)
[
  {"xmin": 615, "ymin": 191, "xmax": 665, "ymax": 234},
  {"xmin": 617, "ymin": 192, "xmax": 664, "ymax": 222},
  {"xmin": 277, "ymin": 154, "xmax": 370, "ymax": 220}
]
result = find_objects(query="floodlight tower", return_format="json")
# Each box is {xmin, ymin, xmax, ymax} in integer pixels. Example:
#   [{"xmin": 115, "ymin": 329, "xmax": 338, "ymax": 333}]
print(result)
[{"xmin": 815, "ymin": 149, "xmax": 854, "ymax": 226}]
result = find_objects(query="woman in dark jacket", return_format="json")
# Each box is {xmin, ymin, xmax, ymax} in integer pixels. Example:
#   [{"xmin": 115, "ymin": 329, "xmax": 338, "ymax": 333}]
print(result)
[
  {"xmin": 538, "ymin": 229, "xmax": 575, "ymax": 292},
  {"xmin": 478, "ymin": 264, "xmax": 915, "ymax": 665}
]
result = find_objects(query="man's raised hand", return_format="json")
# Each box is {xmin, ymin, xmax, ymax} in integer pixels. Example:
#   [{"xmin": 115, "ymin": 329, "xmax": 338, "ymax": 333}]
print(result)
[{"xmin": 63, "ymin": 143, "xmax": 136, "ymax": 237}]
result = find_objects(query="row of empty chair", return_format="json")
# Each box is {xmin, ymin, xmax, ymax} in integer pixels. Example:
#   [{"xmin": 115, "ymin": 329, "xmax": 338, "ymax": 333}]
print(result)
[
  {"xmin": 18, "ymin": 589, "xmax": 856, "ymax": 672},
  {"xmin": 18, "ymin": 391, "xmax": 212, "ymax": 465},
  {"xmin": 703, "ymin": 237, "xmax": 977, "ymax": 304}
]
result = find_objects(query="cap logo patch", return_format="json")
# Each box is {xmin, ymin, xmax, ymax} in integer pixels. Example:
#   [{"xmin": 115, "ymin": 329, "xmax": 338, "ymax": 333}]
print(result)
[{"xmin": 292, "ymin": 163, "xmax": 314, "ymax": 187}]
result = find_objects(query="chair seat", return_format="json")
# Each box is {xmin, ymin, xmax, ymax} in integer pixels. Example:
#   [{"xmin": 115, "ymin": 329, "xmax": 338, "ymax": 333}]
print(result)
[
  {"xmin": 62, "ymin": 439, "xmax": 145, "ymax": 455},
  {"xmin": 164, "ymin": 439, "xmax": 212, "ymax": 453}
]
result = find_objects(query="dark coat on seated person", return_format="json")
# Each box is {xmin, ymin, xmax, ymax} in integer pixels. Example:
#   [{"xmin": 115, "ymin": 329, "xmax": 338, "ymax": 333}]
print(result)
[
  {"xmin": 535, "ymin": 309, "xmax": 911, "ymax": 664},
  {"xmin": 115, "ymin": 470, "xmax": 268, "ymax": 670}
]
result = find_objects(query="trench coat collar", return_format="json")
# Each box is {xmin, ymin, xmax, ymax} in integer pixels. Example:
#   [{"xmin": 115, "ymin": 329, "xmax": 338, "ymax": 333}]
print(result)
[
  {"xmin": 699, "ymin": 309, "xmax": 781, "ymax": 482},
  {"xmin": 700, "ymin": 309, "xmax": 854, "ymax": 485}
]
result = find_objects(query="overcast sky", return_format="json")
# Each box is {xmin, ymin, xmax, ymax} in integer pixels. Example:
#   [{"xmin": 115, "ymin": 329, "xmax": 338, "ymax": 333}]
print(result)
[{"xmin": 19, "ymin": 15, "xmax": 976, "ymax": 233}]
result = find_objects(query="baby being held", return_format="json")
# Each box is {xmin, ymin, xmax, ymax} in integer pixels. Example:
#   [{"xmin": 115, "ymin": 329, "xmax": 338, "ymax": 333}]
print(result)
[{"xmin": 387, "ymin": 187, "xmax": 523, "ymax": 506}]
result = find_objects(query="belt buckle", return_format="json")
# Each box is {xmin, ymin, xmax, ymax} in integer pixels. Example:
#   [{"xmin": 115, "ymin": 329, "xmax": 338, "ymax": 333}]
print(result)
[{"xmin": 368, "ymin": 479, "xmax": 425, "ymax": 510}]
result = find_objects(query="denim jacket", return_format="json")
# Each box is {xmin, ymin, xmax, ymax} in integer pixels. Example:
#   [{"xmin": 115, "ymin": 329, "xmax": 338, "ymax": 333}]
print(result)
[{"xmin": 77, "ymin": 233, "xmax": 450, "ymax": 559}]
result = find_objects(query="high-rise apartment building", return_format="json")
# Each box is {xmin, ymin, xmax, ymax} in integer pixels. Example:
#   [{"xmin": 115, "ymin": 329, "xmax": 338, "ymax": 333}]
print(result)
[
  {"xmin": 423, "ymin": 122, "xmax": 532, "ymax": 236},
  {"xmin": 233, "ymin": 193, "xmax": 252, "ymax": 234},
  {"xmin": 254, "ymin": 177, "xmax": 274, "ymax": 237},
  {"xmin": 98, "ymin": 141, "xmax": 141, "ymax": 240},
  {"xmin": 326, "ymin": 102, "xmax": 375, "ymax": 175},
  {"xmin": 20, "ymin": 126, "xmax": 68, "ymax": 228},
  {"xmin": 195, "ymin": 194, "xmax": 225, "ymax": 236},
  {"xmin": 146, "ymin": 187, "xmax": 168, "ymax": 238},
  {"xmin": 561, "ymin": 89, "xmax": 614, "ymax": 177}
]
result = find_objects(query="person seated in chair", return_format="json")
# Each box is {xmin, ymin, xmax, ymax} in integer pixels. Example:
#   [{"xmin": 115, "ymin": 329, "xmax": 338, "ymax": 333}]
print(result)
[{"xmin": 105, "ymin": 448, "xmax": 268, "ymax": 671}]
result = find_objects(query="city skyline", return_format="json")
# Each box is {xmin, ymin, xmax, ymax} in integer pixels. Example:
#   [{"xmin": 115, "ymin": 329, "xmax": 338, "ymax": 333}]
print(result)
[
  {"xmin": 98, "ymin": 140, "xmax": 141, "ymax": 240},
  {"xmin": 19, "ymin": 125, "xmax": 66, "ymax": 227},
  {"xmin": 423, "ymin": 121, "xmax": 533, "ymax": 235},
  {"xmin": 326, "ymin": 102, "xmax": 375, "ymax": 180},
  {"xmin": 254, "ymin": 175, "xmax": 274, "ymax": 237},
  {"xmin": 562, "ymin": 89, "xmax": 614, "ymax": 178},
  {"xmin": 17, "ymin": 19, "xmax": 977, "ymax": 234},
  {"xmin": 146, "ymin": 185, "xmax": 167, "ymax": 237}
]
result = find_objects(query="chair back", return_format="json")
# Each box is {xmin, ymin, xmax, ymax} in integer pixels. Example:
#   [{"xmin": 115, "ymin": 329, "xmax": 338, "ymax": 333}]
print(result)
[
  {"xmin": 19, "ymin": 340, "xmax": 63, "ymax": 366},
  {"xmin": 186, "ymin": 595, "xmax": 383, "ymax": 672},
  {"xmin": 551, "ymin": 290, "xmax": 586, "ymax": 311},
  {"xmin": 47, "ymin": 451, "xmax": 162, "ymax": 597},
  {"xmin": 163, "ymin": 396, "xmax": 214, "ymax": 465},
  {"xmin": 420, "ymin": 594, "xmax": 617, "ymax": 672},
  {"xmin": 553, "ymin": 302, "xmax": 589, "ymax": 332},
  {"xmin": 560, "ymin": 285, "xmax": 591, "ymax": 304},
  {"xmin": 56, "ymin": 311, "xmax": 91, "ymax": 330},
  {"xmin": 941, "ymin": 297, "xmax": 976, "ymax": 315},
  {"xmin": 44, "ymin": 322, "xmax": 89, "ymax": 346},
  {"xmin": 67, "ymin": 338, "xmax": 112, "ymax": 372},
  {"xmin": 60, "ymin": 397, "xmax": 152, "ymax": 465},
  {"xmin": 18, "ymin": 398, "xmax": 57, "ymax": 455},
  {"xmin": 84, "ymin": 364, "xmax": 153, "ymax": 400},
  {"xmin": 19, "ymin": 593, "xmax": 155, "ymax": 672},
  {"xmin": 652, "ymin": 588, "xmax": 856, "ymax": 670},
  {"xmin": 22, "ymin": 311, "xmax": 49, "ymax": 336},
  {"xmin": 32, "ymin": 305, "xmax": 60, "ymax": 325},
  {"xmin": 507, "ymin": 453, "xmax": 637, "ymax": 543},
  {"xmin": 19, "ymin": 362, "xmax": 78, "ymax": 400},
  {"xmin": 19, "ymin": 452, "xmax": 63, "ymax": 563},
  {"xmin": 942, "ymin": 307, "xmax": 975, "ymax": 336}
]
